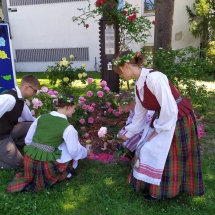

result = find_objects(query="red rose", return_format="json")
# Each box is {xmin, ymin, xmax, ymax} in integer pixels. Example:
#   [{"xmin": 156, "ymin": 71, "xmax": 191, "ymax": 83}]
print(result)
[
  {"xmin": 85, "ymin": 24, "xmax": 89, "ymax": 29},
  {"xmin": 121, "ymin": 10, "xmax": 127, "ymax": 15},
  {"xmin": 152, "ymin": 20, "xmax": 156, "ymax": 25}
]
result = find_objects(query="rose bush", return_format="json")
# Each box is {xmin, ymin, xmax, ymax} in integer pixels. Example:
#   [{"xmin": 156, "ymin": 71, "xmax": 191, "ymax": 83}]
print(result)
[
  {"xmin": 72, "ymin": 0, "xmax": 152, "ymax": 49},
  {"xmin": 46, "ymin": 55, "xmax": 88, "ymax": 93}
]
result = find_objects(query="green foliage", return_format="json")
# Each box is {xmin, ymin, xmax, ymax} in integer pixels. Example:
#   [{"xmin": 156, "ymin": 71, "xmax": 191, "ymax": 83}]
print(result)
[
  {"xmin": 72, "ymin": 0, "xmax": 152, "ymax": 50},
  {"xmin": 186, "ymin": 0, "xmax": 214, "ymax": 46},
  {"xmin": 142, "ymin": 46, "xmax": 215, "ymax": 113},
  {"xmin": 46, "ymin": 56, "xmax": 88, "ymax": 93}
]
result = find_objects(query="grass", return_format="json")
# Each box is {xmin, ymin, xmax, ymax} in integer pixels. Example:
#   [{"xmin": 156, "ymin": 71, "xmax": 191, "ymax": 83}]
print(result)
[{"xmin": 1, "ymin": 72, "xmax": 215, "ymax": 215}]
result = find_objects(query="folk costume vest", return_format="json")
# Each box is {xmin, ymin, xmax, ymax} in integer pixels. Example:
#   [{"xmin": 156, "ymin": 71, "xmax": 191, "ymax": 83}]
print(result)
[
  {"xmin": 24, "ymin": 114, "xmax": 70, "ymax": 162},
  {"xmin": 0, "ymin": 89, "xmax": 24, "ymax": 140},
  {"xmin": 135, "ymin": 70, "xmax": 193, "ymax": 120}
]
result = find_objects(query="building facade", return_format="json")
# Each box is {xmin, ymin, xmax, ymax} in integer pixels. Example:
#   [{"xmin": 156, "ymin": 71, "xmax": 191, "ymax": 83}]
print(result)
[{"xmin": 0, "ymin": 0, "xmax": 199, "ymax": 72}]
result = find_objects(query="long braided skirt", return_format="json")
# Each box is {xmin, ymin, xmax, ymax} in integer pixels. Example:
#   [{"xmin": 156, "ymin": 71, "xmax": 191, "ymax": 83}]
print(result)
[
  {"xmin": 7, "ymin": 154, "xmax": 73, "ymax": 192},
  {"xmin": 128, "ymin": 111, "xmax": 205, "ymax": 199}
]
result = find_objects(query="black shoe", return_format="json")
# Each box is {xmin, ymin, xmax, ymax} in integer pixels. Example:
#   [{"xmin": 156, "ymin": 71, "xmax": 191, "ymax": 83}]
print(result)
[
  {"xmin": 143, "ymin": 194, "xmax": 160, "ymax": 202},
  {"xmin": 142, "ymin": 187, "xmax": 150, "ymax": 196},
  {"xmin": 67, "ymin": 171, "xmax": 77, "ymax": 180}
]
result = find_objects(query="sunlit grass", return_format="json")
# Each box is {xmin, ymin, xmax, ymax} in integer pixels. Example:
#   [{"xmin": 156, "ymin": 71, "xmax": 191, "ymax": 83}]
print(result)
[{"xmin": 0, "ymin": 72, "xmax": 214, "ymax": 215}]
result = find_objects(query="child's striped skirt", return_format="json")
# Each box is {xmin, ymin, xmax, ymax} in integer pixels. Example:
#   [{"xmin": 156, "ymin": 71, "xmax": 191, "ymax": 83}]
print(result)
[
  {"xmin": 128, "ymin": 111, "xmax": 205, "ymax": 199},
  {"xmin": 7, "ymin": 155, "xmax": 74, "ymax": 192}
]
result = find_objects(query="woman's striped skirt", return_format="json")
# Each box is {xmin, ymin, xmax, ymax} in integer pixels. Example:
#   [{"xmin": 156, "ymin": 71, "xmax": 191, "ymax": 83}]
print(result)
[
  {"xmin": 7, "ymin": 155, "xmax": 73, "ymax": 192},
  {"xmin": 129, "ymin": 111, "xmax": 205, "ymax": 199}
]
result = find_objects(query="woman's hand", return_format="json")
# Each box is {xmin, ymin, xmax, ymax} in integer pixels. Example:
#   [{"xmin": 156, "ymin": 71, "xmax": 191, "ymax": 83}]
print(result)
[
  {"xmin": 148, "ymin": 131, "xmax": 158, "ymax": 142},
  {"xmin": 119, "ymin": 101, "xmax": 135, "ymax": 113},
  {"xmin": 118, "ymin": 134, "xmax": 128, "ymax": 141}
]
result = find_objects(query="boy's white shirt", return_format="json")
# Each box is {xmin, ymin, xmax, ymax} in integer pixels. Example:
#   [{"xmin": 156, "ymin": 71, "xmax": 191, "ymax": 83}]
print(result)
[
  {"xmin": 0, "ymin": 86, "xmax": 35, "ymax": 122},
  {"xmin": 25, "ymin": 111, "xmax": 87, "ymax": 167}
]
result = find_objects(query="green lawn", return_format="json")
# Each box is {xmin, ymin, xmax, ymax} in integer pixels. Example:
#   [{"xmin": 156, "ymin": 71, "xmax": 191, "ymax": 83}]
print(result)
[{"xmin": 0, "ymin": 72, "xmax": 215, "ymax": 215}]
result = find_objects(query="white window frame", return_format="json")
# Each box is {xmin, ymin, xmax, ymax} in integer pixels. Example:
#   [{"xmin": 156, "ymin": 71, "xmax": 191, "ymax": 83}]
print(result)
[{"xmin": 143, "ymin": 0, "xmax": 155, "ymax": 16}]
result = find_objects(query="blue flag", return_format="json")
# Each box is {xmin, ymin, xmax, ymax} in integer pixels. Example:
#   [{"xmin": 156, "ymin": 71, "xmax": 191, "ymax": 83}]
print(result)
[{"xmin": 0, "ymin": 24, "xmax": 16, "ymax": 93}]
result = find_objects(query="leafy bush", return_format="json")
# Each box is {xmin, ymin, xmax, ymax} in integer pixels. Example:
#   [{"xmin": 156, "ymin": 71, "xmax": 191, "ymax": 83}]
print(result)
[
  {"xmin": 141, "ymin": 46, "xmax": 215, "ymax": 113},
  {"xmin": 46, "ymin": 55, "xmax": 88, "ymax": 93}
]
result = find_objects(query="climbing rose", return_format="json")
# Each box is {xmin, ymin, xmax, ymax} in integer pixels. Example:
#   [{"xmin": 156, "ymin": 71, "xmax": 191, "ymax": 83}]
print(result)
[{"xmin": 152, "ymin": 20, "xmax": 156, "ymax": 25}]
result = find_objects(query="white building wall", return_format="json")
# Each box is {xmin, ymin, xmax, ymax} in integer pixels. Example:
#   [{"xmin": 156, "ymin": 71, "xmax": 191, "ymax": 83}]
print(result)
[
  {"xmin": 6, "ymin": 0, "xmax": 100, "ymax": 72},
  {"xmin": 172, "ymin": 0, "xmax": 200, "ymax": 49}
]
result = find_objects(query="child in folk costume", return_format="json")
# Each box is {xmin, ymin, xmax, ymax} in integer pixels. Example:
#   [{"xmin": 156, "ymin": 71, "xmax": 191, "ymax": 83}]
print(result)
[
  {"xmin": 8, "ymin": 94, "xmax": 91, "ymax": 192},
  {"xmin": 112, "ymin": 51, "xmax": 204, "ymax": 201},
  {"xmin": 0, "ymin": 75, "xmax": 40, "ymax": 170},
  {"xmin": 118, "ymin": 101, "xmax": 154, "ymax": 153}
]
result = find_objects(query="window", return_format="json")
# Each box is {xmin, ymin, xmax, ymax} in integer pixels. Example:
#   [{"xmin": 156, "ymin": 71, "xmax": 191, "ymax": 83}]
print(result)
[{"xmin": 144, "ymin": 0, "xmax": 155, "ymax": 13}]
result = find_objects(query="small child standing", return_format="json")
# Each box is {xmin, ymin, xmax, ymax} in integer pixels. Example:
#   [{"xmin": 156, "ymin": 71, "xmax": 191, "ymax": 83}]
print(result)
[{"xmin": 8, "ymin": 94, "xmax": 91, "ymax": 192}]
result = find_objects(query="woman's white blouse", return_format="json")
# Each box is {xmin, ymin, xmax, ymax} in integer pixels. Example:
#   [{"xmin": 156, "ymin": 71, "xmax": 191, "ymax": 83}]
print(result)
[{"xmin": 125, "ymin": 68, "xmax": 178, "ymax": 138}]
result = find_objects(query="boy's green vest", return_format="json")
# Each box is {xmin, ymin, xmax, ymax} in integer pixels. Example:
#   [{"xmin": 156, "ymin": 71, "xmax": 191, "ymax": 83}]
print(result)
[{"xmin": 25, "ymin": 114, "xmax": 70, "ymax": 161}]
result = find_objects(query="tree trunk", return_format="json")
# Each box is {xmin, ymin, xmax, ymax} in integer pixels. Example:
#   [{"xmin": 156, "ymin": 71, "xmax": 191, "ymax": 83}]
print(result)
[{"xmin": 154, "ymin": 0, "xmax": 175, "ymax": 51}]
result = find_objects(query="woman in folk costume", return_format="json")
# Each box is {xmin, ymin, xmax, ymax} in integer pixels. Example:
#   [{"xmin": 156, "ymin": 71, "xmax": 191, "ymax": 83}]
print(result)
[
  {"xmin": 8, "ymin": 94, "xmax": 91, "ymax": 192},
  {"xmin": 112, "ymin": 51, "xmax": 204, "ymax": 201}
]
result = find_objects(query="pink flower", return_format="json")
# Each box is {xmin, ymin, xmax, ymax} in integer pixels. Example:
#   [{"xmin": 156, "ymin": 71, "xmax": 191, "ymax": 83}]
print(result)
[
  {"xmin": 108, "ymin": 107, "xmax": 113, "ymax": 113},
  {"xmin": 97, "ymin": 91, "xmax": 104, "ymax": 98},
  {"xmin": 88, "ymin": 117, "xmax": 94, "ymax": 124},
  {"xmin": 106, "ymin": 102, "xmax": 111, "ymax": 107},
  {"xmin": 25, "ymin": 99, "xmax": 30, "ymax": 106},
  {"xmin": 32, "ymin": 98, "xmax": 39, "ymax": 105},
  {"xmin": 87, "ymin": 78, "xmax": 94, "ymax": 84},
  {"xmin": 91, "ymin": 103, "xmax": 96, "ymax": 107},
  {"xmin": 88, "ymin": 106, "xmax": 94, "ymax": 112},
  {"xmin": 79, "ymin": 96, "xmax": 86, "ymax": 102},
  {"xmin": 37, "ymin": 101, "xmax": 43, "ymax": 107},
  {"xmin": 31, "ymin": 110, "xmax": 35, "ymax": 116},
  {"xmin": 103, "ymin": 86, "xmax": 110, "ymax": 92},
  {"xmin": 47, "ymin": 90, "xmax": 54, "ymax": 96},
  {"xmin": 115, "ymin": 111, "xmax": 120, "ymax": 117},
  {"xmin": 84, "ymin": 133, "xmax": 90, "ymax": 138},
  {"xmin": 40, "ymin": 86, "xmax": 48, "ymax": 93},
  {"xmin": 100, "ymin": 80, "xmax": 107, "ymax": 87},
  {"xmin": 80, "ymin": 126, "xmax": 85, "ymax": 131},
  {"xmin": 53, "ymin": 91, "xmax": 59, "ymax": 95},
  {"xmin": 136, "ymin": 52, "xmax": 141, "ymax": 57},
  {"xmin": 98, "ymin": 127, "xmax": 107, "ymax": 138},
  {"xmin": 197, "ymin": 125, "xmax": 206, "ymax": 139},
  {"xmin": 82, "ymin": 104, "xmax": 88, "ymax": 110},
  {"xmin": 79, "ymin": 119, "xmax": 85, "ymax": 124},
  {"xmin": 33, "ymin": 104, "xmax": 39, "ymax": 109},
  {"xmin": 52, "ymin": 98, "xmax": 58, "ymax": 104},
  {"xmin": 86, "ymin": 91, "xmax": 93, "ymax": 97}
]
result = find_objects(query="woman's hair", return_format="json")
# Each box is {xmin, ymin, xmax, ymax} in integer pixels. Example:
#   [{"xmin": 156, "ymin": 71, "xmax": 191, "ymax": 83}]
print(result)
[
  {"xmin": 54, "ymin": 94, "xmax": 75, "ymax": 108},
  {"xmin": 20, "ymin": 74, "xmax": 40, "ymax": 87},
  {"xmin": 112, "ymin": 51, "xmax": 144, "ymax": 75}
]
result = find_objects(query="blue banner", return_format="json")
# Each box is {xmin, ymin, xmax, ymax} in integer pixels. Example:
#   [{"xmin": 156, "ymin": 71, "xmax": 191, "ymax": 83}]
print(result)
[{"xmin": 0, "ymin": 24, "xmax": 16, "ymax": 93}]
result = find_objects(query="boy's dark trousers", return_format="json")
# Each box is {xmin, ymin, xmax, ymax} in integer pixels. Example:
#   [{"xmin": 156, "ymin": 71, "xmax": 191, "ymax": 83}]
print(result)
[{"xmin": 0, "ymin": 122, "xmax": 32, "ymax": 170}]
